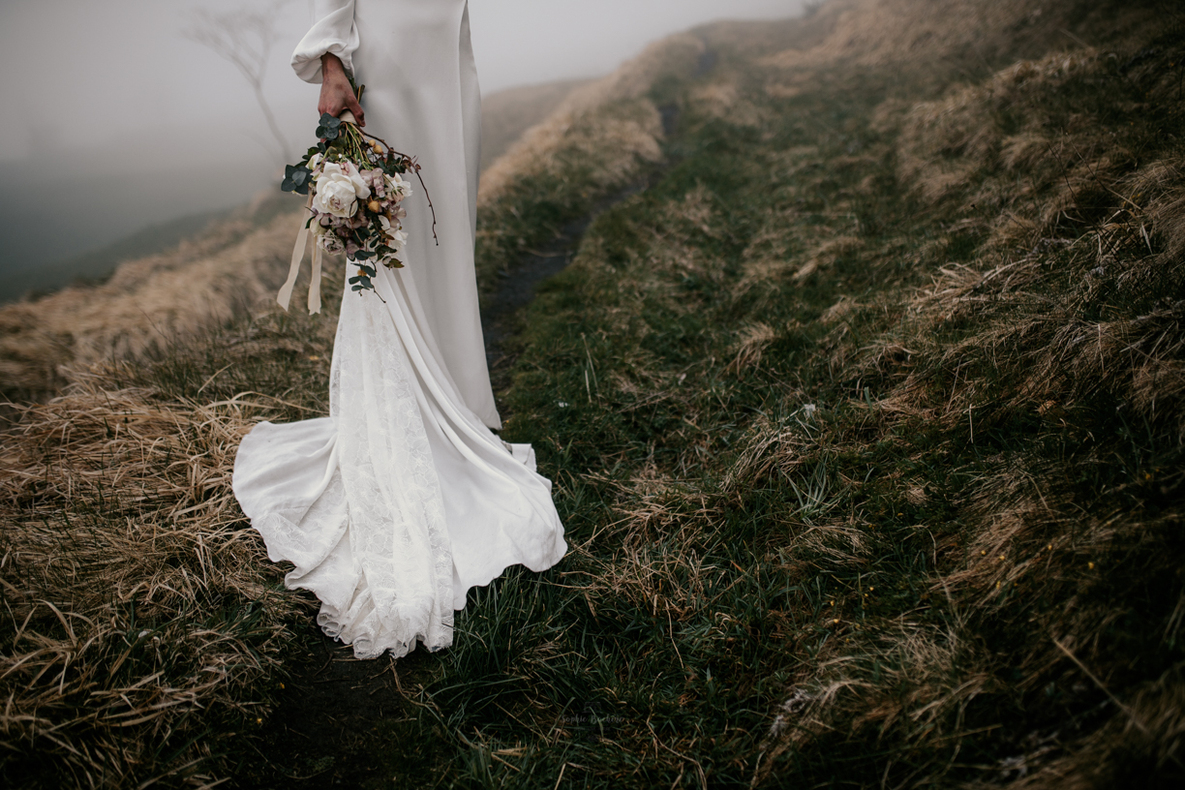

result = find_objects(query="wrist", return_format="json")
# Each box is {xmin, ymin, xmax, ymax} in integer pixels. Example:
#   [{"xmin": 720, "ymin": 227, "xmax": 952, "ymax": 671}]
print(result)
[{"xmin": 321, "ymin": 53, "xmax": 346, "ymax": 78}]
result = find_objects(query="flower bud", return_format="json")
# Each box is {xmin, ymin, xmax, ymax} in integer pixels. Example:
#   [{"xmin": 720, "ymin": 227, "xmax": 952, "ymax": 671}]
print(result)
[{"xmin": 367, "ymin": 200, "xmax": 382, "ymax": 214}]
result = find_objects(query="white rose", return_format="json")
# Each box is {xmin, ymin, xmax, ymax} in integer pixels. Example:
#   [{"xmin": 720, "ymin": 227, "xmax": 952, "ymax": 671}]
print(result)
[
  {"xmin": 386, "ymin": 172, "xmax": 412, "ymax": 201},
  {"xmin": 313, "ymin": 161, "xmax": 371, "ymax": 218},
  {"xmin": 377, "ymin": 216, "xmax": 408, "ymax": 250}
]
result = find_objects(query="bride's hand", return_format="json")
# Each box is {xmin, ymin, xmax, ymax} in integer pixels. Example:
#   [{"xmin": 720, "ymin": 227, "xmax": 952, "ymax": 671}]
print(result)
[{"xmin": 319, "ymin": 53, "xmax": 365, "ymax": 126}]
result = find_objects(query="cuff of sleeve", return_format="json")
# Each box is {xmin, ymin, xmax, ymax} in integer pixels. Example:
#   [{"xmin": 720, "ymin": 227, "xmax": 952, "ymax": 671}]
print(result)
[
  {"xmin": 292, "ymin": 44, "xmax": 356, "ymax": 84},
  {"xmin": 290, "ymin": 3, "xmax": 359, "ymax": 84}
]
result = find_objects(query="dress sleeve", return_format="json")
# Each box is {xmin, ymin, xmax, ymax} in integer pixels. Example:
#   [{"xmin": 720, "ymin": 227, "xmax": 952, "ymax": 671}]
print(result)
[{"xmin": 291, "ymin": 0, "xmax": 359, "ymax": 83}]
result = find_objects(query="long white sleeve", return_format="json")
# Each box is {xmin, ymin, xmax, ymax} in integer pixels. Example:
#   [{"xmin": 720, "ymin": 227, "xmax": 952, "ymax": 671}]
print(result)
[{"xmin": 291, "ymin": 0, "xmax": 359, "ymax": 83}]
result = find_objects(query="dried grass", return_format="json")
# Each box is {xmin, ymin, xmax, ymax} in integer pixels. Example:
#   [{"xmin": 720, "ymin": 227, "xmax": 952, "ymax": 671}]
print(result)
[
  {"xmin": 477, "ymin": 35, "xmax": 698, "ymax": 209},
  {"xmin": 3, "ymin": 0, "xmax": 1184, "ymax": 784},
  {"xmin": 689, "ymin": 79, "xmax": 769, "ymax": 127},
  {"xmin": 479, "ymin": 78, "xmax": 593, "ymax": 173},
  {"xmin": 0, "ymin": 208, "xmax": 300, "ymax": 401},
  {"xmin": 897, "ymin": 50, "xmax": 1100, "ymax": 206},
  {"xmin": 0, "ymin": 372, "xmax": 301, "ymax": 786},
  {"xmin": 761, "ymin": 0, "xmax": 1156, "ymax": 74}
]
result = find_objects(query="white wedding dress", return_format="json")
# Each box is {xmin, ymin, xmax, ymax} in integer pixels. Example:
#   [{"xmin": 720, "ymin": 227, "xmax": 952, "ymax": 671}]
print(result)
[{"xmin": 232, "ymin": 0, "xmax": 567, "ymax": 659}]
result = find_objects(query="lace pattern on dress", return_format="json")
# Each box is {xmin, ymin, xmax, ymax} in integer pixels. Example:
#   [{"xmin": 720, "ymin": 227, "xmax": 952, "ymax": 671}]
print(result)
[{"xmin": 315, "ymin": 281, "xmax": 454, "ymax": 658}]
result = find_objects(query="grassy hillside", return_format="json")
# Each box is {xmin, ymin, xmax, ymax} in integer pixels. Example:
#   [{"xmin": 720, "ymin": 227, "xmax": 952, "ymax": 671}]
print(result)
[
  {"xmin": 480, "ymin": 79, "xmax": 594, "ymax": 172},
  {"xmin": 3, "ymin": 0, "xmax": 1185, "ymax": 787},
  {"xmin": 0, "ymin": 206, "xmax": 234, "ymax": 306},
  {"xmin": 0, "ymin": 195, "xmax": 301, "ymax": 408}
]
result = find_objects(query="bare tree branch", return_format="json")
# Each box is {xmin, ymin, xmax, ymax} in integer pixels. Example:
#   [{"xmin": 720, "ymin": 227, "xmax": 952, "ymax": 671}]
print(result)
[{"xmin": 185, "ymin": 0, "xmax": 294, "ymax": 163}]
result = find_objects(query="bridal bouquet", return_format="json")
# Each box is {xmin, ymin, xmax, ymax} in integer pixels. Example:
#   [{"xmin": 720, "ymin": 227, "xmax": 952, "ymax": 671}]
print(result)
[{"xmin": 276, "ymin": 109, "xmax": 434, "ymax": 313}]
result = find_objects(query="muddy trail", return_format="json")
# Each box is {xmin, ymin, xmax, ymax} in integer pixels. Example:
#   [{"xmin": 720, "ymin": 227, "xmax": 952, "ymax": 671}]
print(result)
[{"xmin": 480, "ymin": 178, "xmax": 657, "ymax": 392}]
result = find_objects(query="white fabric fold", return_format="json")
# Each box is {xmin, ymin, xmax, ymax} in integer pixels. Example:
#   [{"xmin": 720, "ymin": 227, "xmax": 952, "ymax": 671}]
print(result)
[
  {"xmin": 292, "ymin": 0, "xmax": 359, "ymax": 83},
  {"xmin": 290, "ymin": 0, "xmax": 497, "ymax": 428},
  {"xmin": 235, "ymin": 262, "xmax": 568, "ymax": 658}
]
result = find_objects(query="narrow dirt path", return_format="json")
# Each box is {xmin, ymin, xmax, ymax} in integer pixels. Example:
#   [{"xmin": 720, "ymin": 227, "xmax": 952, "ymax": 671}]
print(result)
[{"xmin": 480, "ymin": 177, "xmax": 656, "ymax": 392}]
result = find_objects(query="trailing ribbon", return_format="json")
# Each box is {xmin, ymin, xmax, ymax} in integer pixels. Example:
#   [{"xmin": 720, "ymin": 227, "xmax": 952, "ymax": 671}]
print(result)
[
  {"xmin": 307, "ymin": 244, "xmax": 323, "ymax": 314},
  {"xmin": 276, "ymin": 193, "xmax": 324, "ymax": 315},
  {"xmin": 274, "ymin": 194, "xmax": 327, "ymax": 315}
]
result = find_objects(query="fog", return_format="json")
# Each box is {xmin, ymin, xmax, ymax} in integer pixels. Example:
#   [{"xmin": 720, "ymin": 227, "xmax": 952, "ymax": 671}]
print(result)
[{"xmin": 0, "ymin": 0, "xmax": 802, "ymax": 296}]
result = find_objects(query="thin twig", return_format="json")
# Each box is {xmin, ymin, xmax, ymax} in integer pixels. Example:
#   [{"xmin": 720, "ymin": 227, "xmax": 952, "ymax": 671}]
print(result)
[{"xmin": 1053, "ymin": 637, "xmax": 1147, "ymax": 734}]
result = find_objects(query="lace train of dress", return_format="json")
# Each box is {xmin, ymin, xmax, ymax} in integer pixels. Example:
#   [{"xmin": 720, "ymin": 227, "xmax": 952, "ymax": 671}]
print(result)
[{"xmin": 233, "ymin": 263, "xmax": 567, "ymax": 659}]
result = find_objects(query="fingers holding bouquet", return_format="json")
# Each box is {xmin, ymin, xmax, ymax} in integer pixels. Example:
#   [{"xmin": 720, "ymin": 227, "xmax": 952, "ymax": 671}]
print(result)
[{"xmin": 319, "ymin": 53, "xmax": 365, "ymax": 126}]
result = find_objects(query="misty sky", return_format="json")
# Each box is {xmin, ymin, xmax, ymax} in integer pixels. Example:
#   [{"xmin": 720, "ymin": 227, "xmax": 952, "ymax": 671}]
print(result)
[
  {"xmin": 0, "ymin": 0, "xmax": 801, "ymax": 285},
  {"xmin": 0, "ymin": 0, "xmax": 800, "ymax": 162}
]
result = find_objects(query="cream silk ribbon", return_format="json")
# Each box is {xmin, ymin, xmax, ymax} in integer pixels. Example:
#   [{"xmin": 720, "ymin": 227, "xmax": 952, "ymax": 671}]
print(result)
[
  {"xmin": 276, "ymin": 111, "xmax": 362, "ymax": 315},
  {"xmin": 276, "ymin": 193, "xmax": 324, "ymax": 315}
]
